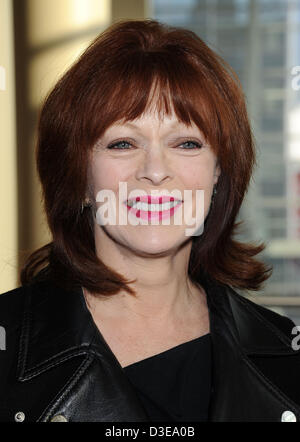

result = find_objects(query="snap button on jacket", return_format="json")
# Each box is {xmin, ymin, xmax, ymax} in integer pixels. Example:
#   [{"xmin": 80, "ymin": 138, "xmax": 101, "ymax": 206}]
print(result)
[{"xmin": 0, "ymin": 273, "xmax": 300, "ymax": 422}]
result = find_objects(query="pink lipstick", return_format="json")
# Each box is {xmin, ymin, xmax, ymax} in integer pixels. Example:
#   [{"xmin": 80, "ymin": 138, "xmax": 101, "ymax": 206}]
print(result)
[{"xmin": 124, "ymin": 195, "xmax": 183, "ymax": 221}]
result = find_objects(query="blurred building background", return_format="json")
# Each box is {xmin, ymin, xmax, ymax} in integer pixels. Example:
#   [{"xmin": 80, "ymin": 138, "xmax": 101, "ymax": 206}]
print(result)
[
  {"xmin": 0, "ymin": 0, "xmax": 300, "ymax": 321},
  {"xmin": 151, "ymin": 0, "xmax": 300, "ymax": 322}
]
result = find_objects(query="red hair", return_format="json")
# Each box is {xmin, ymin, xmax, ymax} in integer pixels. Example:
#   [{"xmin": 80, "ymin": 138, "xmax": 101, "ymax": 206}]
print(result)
[{"xmin": 21, "ymin": 19, "xmax": 271, "ymax": 295}]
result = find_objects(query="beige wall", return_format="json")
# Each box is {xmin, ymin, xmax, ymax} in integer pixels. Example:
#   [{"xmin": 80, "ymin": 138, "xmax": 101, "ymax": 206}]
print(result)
[
  {"xmin": 0, "ymin": 0, "xmax": 17, "ymax": 293},
  {"xmin": 112, "ymin": 0, "xmax": 151, "ymax": 21},
  {"xmin": 0, "ymin": 0, "xmax": 149, "ymax": 293}
]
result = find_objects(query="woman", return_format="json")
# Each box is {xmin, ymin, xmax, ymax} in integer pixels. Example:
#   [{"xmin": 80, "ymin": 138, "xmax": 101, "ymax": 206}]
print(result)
[{"xmin": 1, "ymin": 19, "xmax": 300, "ymax": 423}]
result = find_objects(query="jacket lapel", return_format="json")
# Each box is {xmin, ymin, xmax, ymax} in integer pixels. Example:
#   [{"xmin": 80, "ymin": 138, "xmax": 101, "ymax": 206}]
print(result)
[
  {"xmin": 203, "ymin": 276, "xmax": 300, "ymax": 421},
  {"xmin": 17, "ymin": 279, "xmax": 149, "ymax": 421}
]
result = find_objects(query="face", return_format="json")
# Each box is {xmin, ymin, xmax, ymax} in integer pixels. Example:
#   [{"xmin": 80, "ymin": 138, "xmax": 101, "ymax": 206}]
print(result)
[{"xmin": 89, "ymin": 109, "xmax": 221, "ymax": 255}]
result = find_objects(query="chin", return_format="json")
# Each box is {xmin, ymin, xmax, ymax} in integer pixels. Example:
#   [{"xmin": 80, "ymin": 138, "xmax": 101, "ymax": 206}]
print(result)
[{"xmin": 123, "ymin": 231, "xmax": 190, "ymax": 255}]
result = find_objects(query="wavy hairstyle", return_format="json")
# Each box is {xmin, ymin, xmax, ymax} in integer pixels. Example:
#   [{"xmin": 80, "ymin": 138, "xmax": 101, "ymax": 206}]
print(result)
[{"xmin": 21, "ymin": 19, "xmax": 271, "ymax": 295}]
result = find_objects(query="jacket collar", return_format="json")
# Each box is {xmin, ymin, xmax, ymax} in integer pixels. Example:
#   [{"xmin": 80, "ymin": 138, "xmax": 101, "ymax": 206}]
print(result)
[
  {"xmin": 17, "ymin": 271, "xmax": 296, "ymax": 381},
  {"xmin": 17, "ymin": 277, "xmax": 115, "ymax": 381},
  {"xmin": 202, "ymin": 275, "xmax": 296, "ymax": 356}
]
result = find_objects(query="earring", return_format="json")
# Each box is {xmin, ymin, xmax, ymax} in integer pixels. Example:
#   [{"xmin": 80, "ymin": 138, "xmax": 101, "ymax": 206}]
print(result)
[
  {"xmin": 80, "ymin": 197, "xmax": 91, "ymax": 214},
  {"xmin": 211, "ymin": 185, "xmax": 217, "ymax": 206}
]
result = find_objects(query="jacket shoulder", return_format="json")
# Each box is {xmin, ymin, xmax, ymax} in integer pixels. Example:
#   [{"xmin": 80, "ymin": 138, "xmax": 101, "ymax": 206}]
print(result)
[
  {"xmin": 0, "ymin": 286, "xmax": 26, "ymax": 326},
  {"xmin": 227, "ymin": 287, "xmax": 296, "ymax": 339}
]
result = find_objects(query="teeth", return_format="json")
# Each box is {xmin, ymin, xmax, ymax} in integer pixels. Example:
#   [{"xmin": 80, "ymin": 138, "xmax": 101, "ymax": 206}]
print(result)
[{"xmin": 127, "ymin": 201, "xmax": 181, "ymax": 211}]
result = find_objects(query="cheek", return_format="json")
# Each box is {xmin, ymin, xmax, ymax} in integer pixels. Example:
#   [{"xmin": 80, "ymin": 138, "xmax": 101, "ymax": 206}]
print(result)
[
  {"xmin": 181, "ymin": 163, "xmax": 215, "ymax": 190},
  {"xmin": 91, "ymin": 159, "xmax": 129, "ymax": 191}
]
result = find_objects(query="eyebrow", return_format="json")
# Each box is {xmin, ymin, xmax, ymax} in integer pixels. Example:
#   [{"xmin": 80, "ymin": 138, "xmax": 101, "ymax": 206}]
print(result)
[
  {"xmin": 116, "ymin": 121, "xmax": 193, "ymax": 131},
  {"xmin": 122, "ymin": 122, "xmax": 140, "ymax": 129}
]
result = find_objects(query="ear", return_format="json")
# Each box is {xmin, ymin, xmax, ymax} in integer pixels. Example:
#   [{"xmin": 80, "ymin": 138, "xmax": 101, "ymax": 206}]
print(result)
[{"xmin": 213, "ymin": 162, "xmax": 221, "ymax": 185}]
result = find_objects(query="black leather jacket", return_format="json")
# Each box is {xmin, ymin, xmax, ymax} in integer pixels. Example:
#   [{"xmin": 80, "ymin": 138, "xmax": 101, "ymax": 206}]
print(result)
[{"xmin": 1, "ymin": 271, "xmax": 300, "ymax": 422}]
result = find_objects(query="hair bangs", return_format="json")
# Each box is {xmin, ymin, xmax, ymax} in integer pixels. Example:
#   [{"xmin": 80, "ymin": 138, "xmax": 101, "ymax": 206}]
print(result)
[{"xmin": 88, "ymin": 50, "xmax": 222, "ymax": 154}]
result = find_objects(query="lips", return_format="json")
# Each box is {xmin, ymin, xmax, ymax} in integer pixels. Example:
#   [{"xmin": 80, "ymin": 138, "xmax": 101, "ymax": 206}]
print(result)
[
  {"xmin": 124, "ymin": 195, "xmax": 183, "ymax": 221},
  {"xmin": 126, "ymin": 195, "xmax": 182, "ymax": 206}
]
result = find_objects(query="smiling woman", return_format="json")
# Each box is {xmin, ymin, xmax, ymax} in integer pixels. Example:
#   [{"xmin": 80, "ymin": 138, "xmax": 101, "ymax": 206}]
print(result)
[{"xmin": 1, "ymin": 19, "xmax": 300, "ymax": 423}]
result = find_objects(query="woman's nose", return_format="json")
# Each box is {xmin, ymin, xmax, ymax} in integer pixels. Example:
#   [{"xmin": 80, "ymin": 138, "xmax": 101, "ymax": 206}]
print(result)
[{"xmin": 135, "ymin": 148, "xmax": 173, "ymax": 185}]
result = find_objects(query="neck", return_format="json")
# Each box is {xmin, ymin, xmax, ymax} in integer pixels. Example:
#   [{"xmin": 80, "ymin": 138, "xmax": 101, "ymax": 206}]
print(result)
[{"xmin": 86, "ymin": 226, "xmax": 207, "ymax": 322}]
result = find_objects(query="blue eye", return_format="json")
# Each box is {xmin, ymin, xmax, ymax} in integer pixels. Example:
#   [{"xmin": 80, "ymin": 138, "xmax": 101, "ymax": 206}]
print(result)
[
  {"xmin": 107, "ymin": 140, "xmax": 132, "ymax": 149},
  {"xmin": 180, "ymin": 140, "xmax": 203, "ymax": 149}
]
